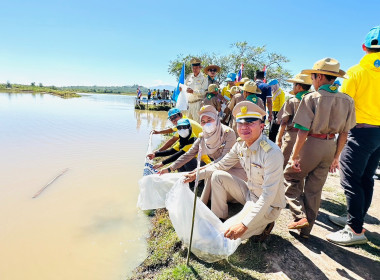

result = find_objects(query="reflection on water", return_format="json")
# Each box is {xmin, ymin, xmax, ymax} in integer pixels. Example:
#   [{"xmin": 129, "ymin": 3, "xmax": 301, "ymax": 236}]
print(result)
[{"xmin": 0, "ymin": 93, "xmax": 171, "ymax": 280}]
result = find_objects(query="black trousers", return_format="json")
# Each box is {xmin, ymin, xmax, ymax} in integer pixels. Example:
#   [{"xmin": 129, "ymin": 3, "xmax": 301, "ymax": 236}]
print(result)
[
  {"xmin": 339, "ymin": 126, "xmax": 380, "ymax": 233},
  {"xmin": 269, "ymin": 111, "xmax": 280, "ymax": 142}
]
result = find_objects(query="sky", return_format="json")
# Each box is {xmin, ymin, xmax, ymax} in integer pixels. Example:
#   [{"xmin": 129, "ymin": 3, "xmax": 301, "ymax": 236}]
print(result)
[{"xmin": 0, "ymin": 0, "xmax": 379, "ymax": 88}]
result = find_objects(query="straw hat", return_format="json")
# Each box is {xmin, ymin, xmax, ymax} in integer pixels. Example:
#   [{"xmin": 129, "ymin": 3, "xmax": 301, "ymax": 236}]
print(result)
[
  {"xmin": 207, "ymin": 84, "xmax": 218, "ymax": 93},
  {"xmin": 242, "ymin": 81, "xmax": 262, "ymax": 94},
  {"xmin": 287, "ymin": 73, "xmax": 313, "ymax": 85},
  {"xmin": 204, "ymin": 64, "xmax": 221, "ymax": 74},
  {"xmin": 230, "ymin": 86, "xmax": 240, "ymax": 95},
  {"xmin": 301, "ymin": 58, "xmax": 347, "ymax": 78},
  {"xmin": 232, "ymin": 101, "xmax": 266, "ymax": 122},
  {"xmin": 235, "ymin": 77, "xmax": 250, "ymax": 86}
]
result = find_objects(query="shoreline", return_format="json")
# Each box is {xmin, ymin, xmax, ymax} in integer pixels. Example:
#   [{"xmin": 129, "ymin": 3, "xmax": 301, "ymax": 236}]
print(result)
[{"xmin": 130, "ymin": 174, "xmax": 380, "ymax": 280}]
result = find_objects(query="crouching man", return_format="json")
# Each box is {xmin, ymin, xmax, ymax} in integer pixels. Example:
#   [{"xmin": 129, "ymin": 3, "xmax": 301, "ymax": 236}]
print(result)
[{"xmin": 184, "ymin": 101, "xmax": 286, "ymax": 241}]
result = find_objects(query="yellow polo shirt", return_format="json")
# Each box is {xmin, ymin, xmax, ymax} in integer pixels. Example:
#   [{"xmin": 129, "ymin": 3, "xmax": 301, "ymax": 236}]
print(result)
[
  {"xmin": 221, "ymin": 84, "xmax": 232, "ymax": 100},
  {"xmin": 272, "ymin": 88, "xmax": 285, "ymax": 112},
  {"xmin": 341, "ymin": 53, "xmax": 380, "ymax": 125}
]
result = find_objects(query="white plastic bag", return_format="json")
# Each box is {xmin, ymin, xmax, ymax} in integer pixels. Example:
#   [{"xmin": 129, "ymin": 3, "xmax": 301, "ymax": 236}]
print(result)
[
  {"xmin": 165, "ymin": 179, "xmax": 241, "ymax": 263},
  {"xmin": 137, "ymin": 173, "xmax": 184, "ymax": 210},
  {"xmin": 175, "ymin": 84, "xmax": 188, "ymax": 111},
  {"xmin": 143, "ymin": 133, "xmax": 157, "ymax": 176}
]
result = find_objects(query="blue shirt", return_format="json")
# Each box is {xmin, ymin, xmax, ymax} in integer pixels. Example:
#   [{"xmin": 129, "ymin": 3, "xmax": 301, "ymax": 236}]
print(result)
[{"xmin": 256, "ymin": 80, "xmax": 272, "ymax": 108}]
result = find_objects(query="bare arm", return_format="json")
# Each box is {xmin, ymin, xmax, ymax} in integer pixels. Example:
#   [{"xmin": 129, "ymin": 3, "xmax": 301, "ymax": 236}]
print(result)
[
  {"xmin": 152, "ymin": 128, "xmax": 174, "ymax": 134},
  {"xmin": 158, "ymin": 136, "xmax": 178, "ymax": 152},
  {"xmin": 266, "ymin": 97, "xmax": 273, "ymax": 121}
]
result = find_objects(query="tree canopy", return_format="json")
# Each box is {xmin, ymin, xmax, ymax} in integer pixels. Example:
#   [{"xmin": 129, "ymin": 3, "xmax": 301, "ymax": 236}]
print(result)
[{"xmin": 168, "ymin": 41, "xmax": 292, "ymax": 87}]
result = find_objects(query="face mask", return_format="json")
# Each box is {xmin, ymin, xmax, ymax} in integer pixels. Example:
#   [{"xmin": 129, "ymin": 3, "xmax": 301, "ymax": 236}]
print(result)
[
  {"xmin": 203, "ymin": 122, "xmax": 217, "ymax": 133},
  {"xmin": 178, "ymin": 129, "xmax": 190, "ymax": 138}
]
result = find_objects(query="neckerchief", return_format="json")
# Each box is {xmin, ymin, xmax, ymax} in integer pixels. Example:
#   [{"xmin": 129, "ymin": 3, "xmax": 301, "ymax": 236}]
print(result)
[
  {"xmin": 319, "ymin": 84, "xmax": 338, "ymax": 93},
  {"xmin": 295, "ymin": 90, "xmax": 308, "ymax": 100},
  {"xmin": 246, "ymin": 94, "xmax": 258, "ymax": 104}
]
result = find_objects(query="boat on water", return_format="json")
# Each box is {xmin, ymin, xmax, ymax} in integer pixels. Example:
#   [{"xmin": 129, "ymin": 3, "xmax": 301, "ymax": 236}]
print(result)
[{"xmin": 135, "ymin": 97, "xmax": 175, "ymax": 111}]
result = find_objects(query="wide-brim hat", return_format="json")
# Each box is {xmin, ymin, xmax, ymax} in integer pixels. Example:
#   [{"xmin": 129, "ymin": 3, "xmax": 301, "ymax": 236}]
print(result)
[
  {"xmin": 232, "ymin": 101, "xmax": 266, "ymax": 122},
  {"xmin": 207, "ymin": 84, "xmax": 219, "ymax": 93},
  {"xmin": 230, "ymin": 86, "xmax": 240, "ymax": 95},
  {"xmin": 235, "ymin": 77, "xmax": 250, "ymax": 86},
  {"xmin": 204, "ymin": 65, "xmax": 221, "ymax": 74},
  {"xmin": 242, "ymin": 81, "xmax": 262, "ymax": 94},
  {"xmin": 301, "ymin": 58, "xmax": 347, "ymax": 79},
  {"xmin": 287, "ymin": 73, "xmax": 313, "ymax": 85}
]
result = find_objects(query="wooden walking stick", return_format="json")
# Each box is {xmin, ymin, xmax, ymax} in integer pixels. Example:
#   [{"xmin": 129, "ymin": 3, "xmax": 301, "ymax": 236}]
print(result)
[{"xmin": 186, "ymin": 145, "xmax": 203, "ymax": 266}]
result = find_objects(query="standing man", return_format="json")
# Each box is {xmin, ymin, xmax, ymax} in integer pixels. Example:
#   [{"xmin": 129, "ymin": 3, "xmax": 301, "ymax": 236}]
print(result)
[
  {"xmin": 326, "ymin": 26, "xmax": 380, "ymax": 246},
  {"xmin": 147, "ymin": 89, "xmax": 152, "ymax": 100},
  {"xmin": 276, "ymin": 73, "xmax": 312, "ymax": 169},
  {"xmin": 184, "ymin": 101, "xmax": 285, "ymax": 241},
  {"xmin": 255, "ymin": 70, "xmax": 273, "ymax": 122},
  {"xmin": 285, "ymin": 58, "xmax": 356, "ymax": 238},
  {"xmin": 181, "ymin": 57, "xmax": 208, "ymax": 121},
  {"xmin": 268, "ymin": 79, "xmax": 285, "ymax": 142}
]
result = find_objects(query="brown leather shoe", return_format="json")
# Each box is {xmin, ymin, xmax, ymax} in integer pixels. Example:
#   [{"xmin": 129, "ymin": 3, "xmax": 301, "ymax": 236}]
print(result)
[
  {"xmin": 288, "ymin": 218, "xmax": 309, "ymax": 229},
  {"xmin": 252, "ymin": 222, "xmax": 275, "ymax": 242}
]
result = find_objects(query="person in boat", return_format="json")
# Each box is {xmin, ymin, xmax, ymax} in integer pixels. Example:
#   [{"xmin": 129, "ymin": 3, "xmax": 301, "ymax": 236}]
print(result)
[
  {"xmin": 149, "ymin": 118, "xmax": 210, "ymax": 173},
  {"xmin": 149, "ymin": 108, "xmax": 203, "ymax": 159},
  {"xmin": 159, "ymin": 105, "xmax": 246, "ymax": 204},
  {"xmin": 184, "ymin": 101, "xmax": 285, "ymax": 241}
]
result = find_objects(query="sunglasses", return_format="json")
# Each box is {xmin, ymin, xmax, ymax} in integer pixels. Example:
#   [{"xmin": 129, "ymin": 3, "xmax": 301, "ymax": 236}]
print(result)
[
  {"xmin": 169, "ymin": 114, "xmax": 180, "ymax": 121},
  {"xmin": 177, "ymin": 125, "xmax": 190, "ymax": 130},
  {"xmin": 208, "ymin": 69, "xmax": 217, "ymax": 72}
]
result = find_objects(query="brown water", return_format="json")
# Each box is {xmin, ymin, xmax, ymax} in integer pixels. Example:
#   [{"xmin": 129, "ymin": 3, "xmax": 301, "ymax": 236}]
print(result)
[{"xmin": 0, "ymin": 93, "xmax": 169, "ymax": 280}]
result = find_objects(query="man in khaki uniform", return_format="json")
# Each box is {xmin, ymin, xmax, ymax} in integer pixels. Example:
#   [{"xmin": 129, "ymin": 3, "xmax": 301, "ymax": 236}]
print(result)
[
  {"xmin": 276, "ymin": 73, "xmax": 312, "ymax": 168},
  {"xmin": 164, "ymin": 105, "xmax": 246, "ymax": 204},
  {"xmin": 184, "ymin": 101, "xmax": 285, "ymax": 241},
  {"xmin": 242, "ymin": 81, "xmax": 265, "ymax": 110},
  {"xmin": 285, "ymin": 58, "xmax": 356, "ymax": 238},
  {"xmin": 181, "ymin": 58, "xmax": 208, "ymax": 121},
  {"xmin": 202, "ymin": 84, "xmax": 221, "ymax": 112}
]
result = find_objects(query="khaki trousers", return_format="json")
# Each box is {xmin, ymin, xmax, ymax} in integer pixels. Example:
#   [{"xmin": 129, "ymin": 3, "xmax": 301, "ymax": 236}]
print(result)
[
  {"xmin": 281, "ymin": 130, "xmax": 297, "ymax": 169},
  {"xmin": 186, "ymin": 101, "xmax": 202, "ymax": 122},
  {"xmin": 284, "ymin": 136, "xmax": 336, "ymax": 235},
  {"xmin": 200, "ymin": 167, "xmax": 247, "ymax": 204},
  {"xmin": 210, "ymin": 170, "xmax": 281, "ymax": 239}
]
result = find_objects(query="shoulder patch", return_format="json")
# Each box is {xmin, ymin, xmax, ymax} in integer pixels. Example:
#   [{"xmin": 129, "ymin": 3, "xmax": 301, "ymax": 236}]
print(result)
[
  {"xmin": 225, "ymin": 128, "xmax": 230, "ymax": 133},
  {"xmin": 199, "ymin": 132, "xmax": 204, "ymax": 138},
  {"xmin": 236, "ymin": 137, "xmax": 243, "ymax": 142},
  {"xmin": 260, "ymin": 140, "xmax": 272, "ymax": 152}
]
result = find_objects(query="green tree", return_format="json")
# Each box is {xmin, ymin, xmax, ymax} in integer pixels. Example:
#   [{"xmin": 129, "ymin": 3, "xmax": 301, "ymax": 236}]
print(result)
[
  {"xmin": 39, "ymin": 83, "xmax": 43, "ymax": 87},
  {"xmin": 31, "ymin": 82, "xmax": 35, "ymax": 87},
  {"xmin": 168, "ymin": 41, "xmax": 292, "ymax": 87}
]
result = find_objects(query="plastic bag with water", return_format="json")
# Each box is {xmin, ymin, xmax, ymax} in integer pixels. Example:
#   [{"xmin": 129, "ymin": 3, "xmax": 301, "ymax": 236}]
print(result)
[
  {"xmin": 137, "ymin": 173, "xmax": 184, "ymax": 210},
  {"xmin": 165, "ymin": 179, "xmax": 241, "ymax": 263},
  {"xmin": 143, "ymin": 133, "xmax": 157, "ymax": 176}
]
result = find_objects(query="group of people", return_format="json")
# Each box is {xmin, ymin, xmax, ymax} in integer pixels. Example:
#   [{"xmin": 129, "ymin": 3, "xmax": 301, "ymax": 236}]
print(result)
[
  {"xmin": 137, "ymin": 88, "xmax": 173, "ymax": 100},
  {"xmin": 148, "ymin": 26, "xmax": 380, "ymax": 246}
]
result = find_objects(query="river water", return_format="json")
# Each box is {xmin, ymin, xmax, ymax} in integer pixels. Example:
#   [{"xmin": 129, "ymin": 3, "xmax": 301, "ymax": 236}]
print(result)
[{"xmin": 0, "ymin": 93, "xmax": 169, "ymax": 280}]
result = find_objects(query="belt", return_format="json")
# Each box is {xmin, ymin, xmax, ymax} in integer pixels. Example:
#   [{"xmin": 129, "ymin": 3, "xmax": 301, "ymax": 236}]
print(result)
[
  {"xmin": 355, "ymin": 123, "xmax": 380, "ymax": 128},
  {"xmin": 288, "ymin": 127, "xmax": 299, "ymax": 132},
  {"xmin": 309, "ymin": 133, "xmax": 335, "ymax": 140},
  {"xmin": 188, "ymin": 99, "xmax": 202, "ymax": 104}
]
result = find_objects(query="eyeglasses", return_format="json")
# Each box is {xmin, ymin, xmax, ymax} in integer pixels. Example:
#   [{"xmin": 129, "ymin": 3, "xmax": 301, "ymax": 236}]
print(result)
[
  {"xmin": 177, "ymin": 125, "xmax": 190, "ymax": 130},
  {"xmin": 208, "ymin": 69, "xmax": 217, "ymax": 72}
]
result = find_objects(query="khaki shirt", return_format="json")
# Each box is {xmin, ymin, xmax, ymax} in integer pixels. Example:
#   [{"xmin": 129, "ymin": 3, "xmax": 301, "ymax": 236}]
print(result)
[
  {"xmin": 227, "ymin": 93, "xmax": 245, "ymax": 111},
  {"xmin": 200, "ymin": 134, "xmax": 286, "ymax": 227},
  {"xmin": 185, "ymin": 73, "xmax": 208, "ymax": 102},
  {"xmin": 294, "ymin": 89, "xmax": 356, "ymax": 134},
  {"xmin": 280, "ymin": 97, "xmax": 301, "ymax": 130},
  {"xmin": 169, "ymin": 124, "xmax": 239, "ymax": 171},
  {"xmin": 202, "ymin": 95, "xmax": 221, "ymax": 112}
]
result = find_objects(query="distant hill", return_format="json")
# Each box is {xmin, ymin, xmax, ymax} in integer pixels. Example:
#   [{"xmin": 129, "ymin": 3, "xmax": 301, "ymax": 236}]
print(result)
[{"xmin": 60, "ymin": 84, "xmax": 150, "ymax": 94}]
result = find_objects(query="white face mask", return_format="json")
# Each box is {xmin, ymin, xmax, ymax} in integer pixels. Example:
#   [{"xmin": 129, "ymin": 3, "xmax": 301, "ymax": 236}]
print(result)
[
  {"xmin": 203, "ymin": 122, "xmax": 217, "ymax": 133},
  {"xmin": 178, "ymin": 129, "xmax": 190, "ymax": 138}
]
